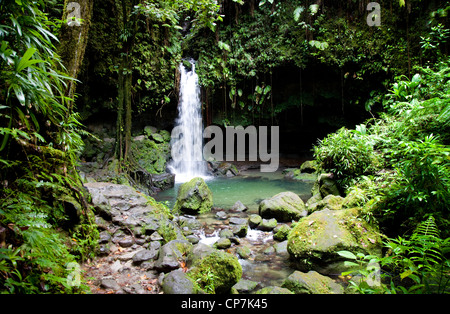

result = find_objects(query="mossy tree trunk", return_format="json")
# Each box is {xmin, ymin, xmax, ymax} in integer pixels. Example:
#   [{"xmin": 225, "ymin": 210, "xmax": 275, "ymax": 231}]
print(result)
[
  {"xmin": 58, "ymin": 0, "xmax": 94, "ymax": 109},
  {"xmin": 115, "ymin": 0, "xmax": 138, "ymax": 168}
]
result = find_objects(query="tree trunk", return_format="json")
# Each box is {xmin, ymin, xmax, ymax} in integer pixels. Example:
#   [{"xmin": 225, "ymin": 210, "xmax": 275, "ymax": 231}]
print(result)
[{"xmin": 58, "ymin": 0, "xmax": 94, "ymax": 107}]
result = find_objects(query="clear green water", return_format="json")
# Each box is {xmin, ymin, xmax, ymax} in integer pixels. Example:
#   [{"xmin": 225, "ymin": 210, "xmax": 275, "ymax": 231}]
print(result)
[
  {"xmin": 154, "ymin": 170, "xmax": 315, "ymax": 290},
  {"xmin": 154, "ymin": 170, "xmax": 313, "ymax": 212}
]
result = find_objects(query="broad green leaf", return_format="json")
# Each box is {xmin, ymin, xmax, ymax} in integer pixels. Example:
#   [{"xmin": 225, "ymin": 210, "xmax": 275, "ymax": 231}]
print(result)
[
  {"xmin": 337, "ymin": 250, "xmax": 357, "ymax": 260},
  {"xmin": 17, "ymin": 47, "xmax": 37, "ymax": 72}
]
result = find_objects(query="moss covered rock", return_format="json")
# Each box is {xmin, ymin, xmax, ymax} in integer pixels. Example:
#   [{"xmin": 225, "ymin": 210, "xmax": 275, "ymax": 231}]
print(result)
[
  {"xmin": 188, "ymin": 250, "xmax": 242, "ymax": 294},
  {"xmin": 173, "ymin": 177, "xmax": 213, "ymax": 214},
  {"xmin": 259, "ymin": 191, "xmax": 308, "ymax": 222},
  {"xmin": 287, "ymin": 208, "xmax": 381, "ymax": 274},
  {"xmin": 282, "ymin": 270, "xmax": 344, "ymax": 294}
]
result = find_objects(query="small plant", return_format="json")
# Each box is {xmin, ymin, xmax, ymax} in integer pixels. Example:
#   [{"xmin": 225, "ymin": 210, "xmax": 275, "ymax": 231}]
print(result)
[
  {"xmin": 193, "ymin": 269, "xmax": 218, "ymax": 294},
  {"xmin": 314, "ymin": 127, "xmax": 381, "ymax": 189}
]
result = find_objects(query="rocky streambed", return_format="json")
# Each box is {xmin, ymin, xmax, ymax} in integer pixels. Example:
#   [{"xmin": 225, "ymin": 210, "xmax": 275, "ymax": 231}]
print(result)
[{"xmin": 82, "ymin": 169, "xmax": 382, "ymax": 294}]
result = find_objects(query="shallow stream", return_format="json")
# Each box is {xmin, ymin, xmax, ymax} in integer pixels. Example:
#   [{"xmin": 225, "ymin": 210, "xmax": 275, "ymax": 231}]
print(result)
[{"xmin": 154, "ymin": 169, "xmax": 314, "ymax": 289}]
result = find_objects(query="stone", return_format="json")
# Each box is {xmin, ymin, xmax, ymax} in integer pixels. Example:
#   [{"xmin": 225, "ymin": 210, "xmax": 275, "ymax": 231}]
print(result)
[
  {"xmin": 132, "ymin": 248, "xmax": 159, "ymax": 263},
  {"xmin": 101, "ymin": 277, "xmax": 121, "ymax": 292},
  {"xmin": 189, "ymin": 251, "xmax": 242, "ymax": 294},
  {"xmin": 214, "ymin": 238, "xmax": 232, "ymax": 249},
  {"xmin": 300, "ymin": 160, "xmax": 318, "ymax": 173},
  {"xmin": 273, "ymin": 240, "xmax": 289, "ymax": 256},
  {"xmin": 154, "ymin": 239, "xmax": 193, "ymax": 272},
  {"xmin": 232, "ymin": 224, "xmax": 248, "ymax": 237},
  {"xmin": 236, "ymin": 246, "xmax": 252, "ymax": 259},
  {"xmin": 273, "ymin": 224, "xmax": 291, "ymax": 241},
  {"xmin": 259, "ymin": 191, "xmax": 308, "ymax": 222},
  {"xmin": 231, "ymin": 200, "xmax": 248, "ymax": 212},
  {"xmin": 219, "ymin": 229, "xmax": 234, "ymax": 238},
  {"xmin": 215, "ymin": 211, "xmax": 228, "ymax": 220},
  {"xmin": 257, "ymin": 218, "xmax": 277, "ymax": 231},
  {"xmin": 229, "ymin": 217, "xmax": 247, "ymax": 225},
  {"xmin": 173, "ymin": 177, "xmax": 213, "ymax": 215},
  {"xmin": 287, "ymin": 208, "xmax": 382, "ymax": 274},
  {"xmin": 308, "ymin": 194, "xmax": 345, "ymax": 213},
  {"xmin": 318, "ymin": 173, "xmax": 340, "ymax": 197},
  {"xmin": 282, "ymin": 270, "xmax": 344, "ymax": 294},
  {"xmin": 118, "ymin": 236, "xmax": 135, "ymax": 248},
  {"xmin": 255, "ymin": 286, "xmax": 294, "ymax": 294},
  {"xmin": 233, "ymin": 279, "xmax": 259, "ymax": 293},
  {"xmin": 98, "ymin": 231, "xmax": 111, "ymax": 244},
  {"xmin": 248, "ymin": 214, "xmax": 262, "ymax": 228},
  {"xmin": 162, "ymin": 269, "xmax": 197, "ymax": 294}
]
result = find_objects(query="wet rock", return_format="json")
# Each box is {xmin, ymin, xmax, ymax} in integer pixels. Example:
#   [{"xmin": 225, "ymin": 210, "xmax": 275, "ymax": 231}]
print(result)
[
  {"xmin": 273, "ymin": 224, "xmax": 291, "ymax": 241},
  {"xmin": 300, "ymin": 160, "xmax": 318, "ymax": 173},
  {"xmin": 318, "ymin": 173, "xmax": 340, "ymax": 197},
  {"xmin": 255, "ymin": 286, "xmax": 294, "ymax": 294},
  {"xmin": 98, "ymin": 231, "xmax": 111, "ymax": 244},
  {"xmin": 188, "ymin": 251, "xmax": 242, "ymax": 294},
  {"xmin": 215, "ymin": 211, "xmax": 228, "ymax": 220},
  {"xmin": 132, "ymin": 248, "xmax": 159, "ymax": 263},
  {"xmin": 236, "ymin": 246, "xmax": 252, "ymax": 259},
  {"xmin": 282, "ymin": 270, "xmax": 344, "ymax": 294},
  {"xmin": 219, "ymin": 229, "xmax": 234, "ymax": 238},
  {"xmin": 154, "ymin": 239, "xmax": 192, "ymax": 272},
  {"xmin": 101, "ymin": 277, "xmax": 121, "ymax": 292},
  {"xmin": 287, "ymin": 208, "xmax": 382, "ymax": 274},
  {"xmin": 215, "ymin": 238, "xmax": 232, "ymax": 249},
  {"xmin": 248, "ymin": 214, "xmax": 262, "ymax": 228},
  {"xmin": 231, "ymin": 200, "xmax": 247, "ymax": 212},
  {"xmin": 173, "ymin": 177, "xmax": 213, "ymax": 215},
  {"xmin": 118, "ymin": 236, "xmax": 135, "ymax": 248},
  {"xmin": 259, "ymin": 191, "xmax": 308, "ymax": 222},
  {"xmin": 233, "ymin": 279, "xmax": 259, "ymax": 293},
  {"xmin": 229, "ymin": 217, "xmax": 247, "ymax": 225},
  {"xmin": 162, "ymin": 269, "xmax": 198, "ymax": 294},
  {"xmin": 257, "ymin": 218, "xmax": 277, "ymax": 231},
  {"xmin": 232, "ymin": 224, "xmax": 248, "ymax": 237}
]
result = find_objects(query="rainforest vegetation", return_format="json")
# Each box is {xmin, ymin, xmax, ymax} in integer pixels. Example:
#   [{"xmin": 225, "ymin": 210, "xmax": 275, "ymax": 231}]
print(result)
[{"xmin": 0, "ymin": 0, "xmax": 449, "ymax": 294}]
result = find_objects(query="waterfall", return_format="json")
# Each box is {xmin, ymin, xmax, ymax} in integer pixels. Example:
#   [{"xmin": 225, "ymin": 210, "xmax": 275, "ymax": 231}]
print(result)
[{"xmin": 168, "ymin": 60, "xmax": 209, "ymax": 183}]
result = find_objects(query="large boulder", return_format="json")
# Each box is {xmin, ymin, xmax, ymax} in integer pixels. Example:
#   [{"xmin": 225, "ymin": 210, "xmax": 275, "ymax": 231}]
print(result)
[
  {"xmin": 173, "ymin": 177, "xmax": 213, "ymax": 214},
  {"xmin": 154, "ymin": 239, "xmax": 193, "ymax": 272},
  {"xmin": 282, "ymin": 270, "xmax": 344, "ymax": 294},
  {"xmin": 162, "ymin": 269, "xmax": 198, "ymax": 294},
  {"xmin": 287, "ymin": 208, "xmax": 381, "ymax": 274},
  {"xmin": 259, "ymin": 192, "xmax": 308, "ymax": 222},
  {"xmin": 188, "ymin": 250, "xmax": 242, "ymax": 294}
]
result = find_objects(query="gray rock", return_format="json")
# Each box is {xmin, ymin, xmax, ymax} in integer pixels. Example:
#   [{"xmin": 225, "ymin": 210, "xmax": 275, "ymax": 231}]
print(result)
[
  {"xmin": 118, "ymin": 236, "xmax": 135, "ymax": 248},
  {"xmin": 215, "ymin": 211, "xmax": 228, "ymax": 220},
  {"xmin": 215, "ymin": 238, "xmax": 232, "ymax": 249},
  {"xmin": 101, "ymin": 277, "xmax": 121, "ymax": 292},
  {"xmin": 273, "ymin": 224, "xmax": 291, "ymax": 241},
  {"xmin": 232, "ymin": 224, "xmax": 248, "ymax": 237},
  {"xmin": 259, "ymin": 191, "xmax": 308, "ymax": 222},
  {"xmin": 236, "ymin": 246, "xmax": 252, "ymax": 259},
  {"xmin": 248, "ymin": 214, "xmax": 262, "ymax": 228},
  {"xmin": 219, "ymin": 229, "xmax": 234, "ymax": 238},
  {"xmin": 132, "ymin": 249, "xmax": 159, "ymax": 263},
  {"xmin": 282, "ymin": 270, "xmax": 344, "ymax": 294},
  {"xmin": 162, "ymin": 269, "xmax": 197, "ymax": 294},
  {"xmin": 154, "ymin": 239, "xmax": 192, "ymax": 272},
  {"xmin": 231, "ymin": 201, "xmax": 248, "ymax": 212},
  {"xmin": 233, "ymin": 279, "xmax": 259, "ymax": 293},
  {"xmin": 257, "ymin": 218, "xmax": 277, "ymax": 231},
  {"xmin": 229, "ymin": 217, "xmax": 247, "ymax": 225}
]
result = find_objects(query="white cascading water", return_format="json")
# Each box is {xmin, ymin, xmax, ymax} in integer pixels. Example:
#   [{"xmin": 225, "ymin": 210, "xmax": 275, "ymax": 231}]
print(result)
[{"xmin": 168, "ymin": 60, "xmax": 209, "ymax": 183}]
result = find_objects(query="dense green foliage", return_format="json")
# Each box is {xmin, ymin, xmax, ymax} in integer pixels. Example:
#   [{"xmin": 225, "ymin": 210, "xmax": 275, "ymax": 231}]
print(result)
[
  {"xmin": 0, "ymin": 0, "xmax": 97, "ymax": 293},
  {"xmin": 314, "ymin": 57, "xmax": 450, "ymax": 293}
]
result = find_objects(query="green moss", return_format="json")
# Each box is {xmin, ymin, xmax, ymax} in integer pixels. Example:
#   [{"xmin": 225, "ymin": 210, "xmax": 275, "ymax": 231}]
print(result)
[
  {"xmin": 188, "ymin": 251, "xmax": 242, "ymax": 294},
  {"xmin": 173, "ymin": 177, "xmax": 213, "ymax": 214}
]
